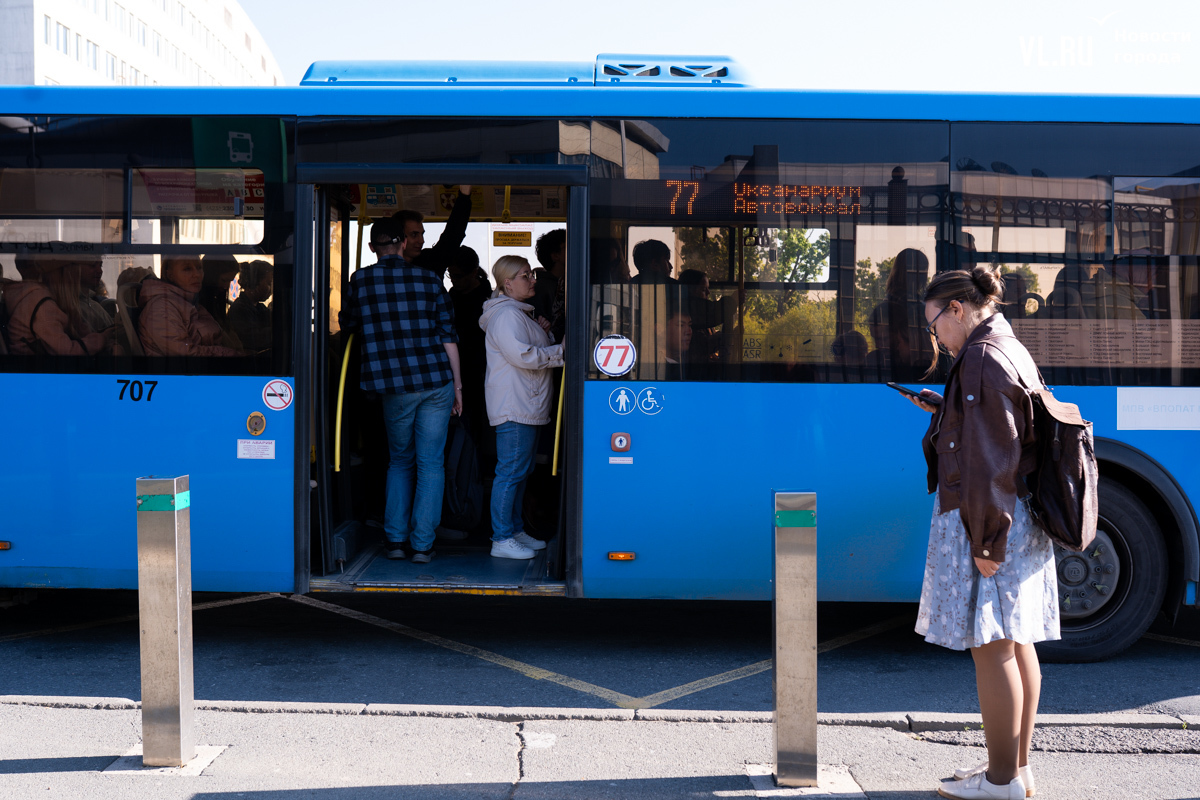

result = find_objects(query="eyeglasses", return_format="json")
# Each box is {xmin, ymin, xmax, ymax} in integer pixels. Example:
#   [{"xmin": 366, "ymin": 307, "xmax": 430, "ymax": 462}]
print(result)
[
  {"xmin": 512, "ymin": 271, "xmax": 534, "ymax": 281},
  {"xmin": 925, "ymin": 304, "xmax": 949, "ymax": 338}
]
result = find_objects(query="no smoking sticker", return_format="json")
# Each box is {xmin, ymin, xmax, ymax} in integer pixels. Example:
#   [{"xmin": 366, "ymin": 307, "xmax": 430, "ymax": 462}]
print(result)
[
  {"xmin": 262, "ymin": 380, "xmax": 293, "ymax": 411},
  {"xmin": 593, "ymin": 335, "xmax": 637, "ymax": 377}
]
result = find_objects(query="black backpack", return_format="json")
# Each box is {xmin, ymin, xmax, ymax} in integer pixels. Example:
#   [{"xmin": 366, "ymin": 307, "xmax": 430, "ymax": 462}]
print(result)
[
  {"xmin": 1019, "ymin": 371, "xmax": 1099, "ymax": 552},
  {"xmin": 442, "ymin": 415, "xmax": 484, "ymax": 531}
]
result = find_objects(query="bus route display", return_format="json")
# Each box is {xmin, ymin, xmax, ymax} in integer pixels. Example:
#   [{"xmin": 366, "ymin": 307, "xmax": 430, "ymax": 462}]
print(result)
[{"xmin": 621, "ymin": 179, "xmax": 867, "ymax": 222}]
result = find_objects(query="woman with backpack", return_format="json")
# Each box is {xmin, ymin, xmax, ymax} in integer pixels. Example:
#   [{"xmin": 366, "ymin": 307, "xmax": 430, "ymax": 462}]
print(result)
[{"xmin": 903, "ymin": 266, "xmax": 1059, "ymax": 800}]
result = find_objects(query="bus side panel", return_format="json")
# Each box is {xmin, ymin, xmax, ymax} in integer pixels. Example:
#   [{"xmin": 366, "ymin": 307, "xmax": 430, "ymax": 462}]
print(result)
[
  {"xmin": 0, "ymin": 374, "xmax": 295, "ymax": 592},
  {"xmin": 581, "ymin": 381, "xmax": 936, "ymax": 600}
]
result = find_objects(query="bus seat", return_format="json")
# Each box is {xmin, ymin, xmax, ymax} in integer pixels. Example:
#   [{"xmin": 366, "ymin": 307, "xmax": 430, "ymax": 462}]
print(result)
[{"xmin": 116, "ymin": 283, "xmax": 145, "ymax": 357}]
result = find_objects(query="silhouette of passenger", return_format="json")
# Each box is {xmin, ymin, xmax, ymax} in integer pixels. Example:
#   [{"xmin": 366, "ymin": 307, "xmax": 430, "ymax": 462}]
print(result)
[
  {"xmin": 830, "ymin": 330, "xmax": 869, "ymax": 367},
  {"xmin": 392, "ymin": 185, "xmax": 473, "ymax": 280},
  {"xmin": 590, "ymin": 238, "xmax": 629, "ymax": 284},
  {"xmin": 678, "ymin": 268, "xmax": 722, "ymax": 365},
  {"xmin": 447, "ymin": 245, "xmax": 493, "ymax": 469},
  {"xmin": 660, "ymin": 304, "xmax": 692, "ymax": 381},
  {"xmin": 227, "ymin": 260, "xmax": 274, "ymax": 352},
  {"xmin": 198, "ymin": 255, "xmax": 240, "ymax": 329},
  {"xmin": 531, "ymin": 229, "xmax": 566, "ymax": 328},
  {"xmin": 630, "ymin": 239, "xmax": 677, "ymax": 284},
  {"xmin": 77, "ymin": 255, "xmax": 115, "ymax": 331},
  {"xmin": 866, "ymin": 248, "xmax": 933, "ymax": 378},
  {"xmin": 139, "ymin": 256, "xmax": 241, "ymax": 357}
]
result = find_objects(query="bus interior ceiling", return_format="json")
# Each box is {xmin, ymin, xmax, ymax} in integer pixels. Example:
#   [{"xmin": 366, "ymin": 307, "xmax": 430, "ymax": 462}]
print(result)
[{"xmin": 312, "ymin": 183, "xmax": 570, "ymax": 594}]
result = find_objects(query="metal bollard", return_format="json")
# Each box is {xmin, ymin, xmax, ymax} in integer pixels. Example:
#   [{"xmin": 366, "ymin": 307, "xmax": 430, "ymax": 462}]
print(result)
[
  {"xmin": 136, "ymin": 475, "xmax": 195, "ymax": 767},
  {"xmin": 773, "ymin": 491, "xmax": 817, "ymax": 787}
]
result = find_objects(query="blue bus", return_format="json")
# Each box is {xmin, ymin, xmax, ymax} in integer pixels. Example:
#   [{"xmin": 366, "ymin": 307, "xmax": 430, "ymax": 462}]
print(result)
[{"xmin": 2, "ymin": 56, "xmax": 1199, "ymax": 662}]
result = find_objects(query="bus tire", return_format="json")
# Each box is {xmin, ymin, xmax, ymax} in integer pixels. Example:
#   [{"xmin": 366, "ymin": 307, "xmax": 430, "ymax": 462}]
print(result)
[{"xmin": 1037, "ymin": 477, "xmax": 1168, "ymax": 663}]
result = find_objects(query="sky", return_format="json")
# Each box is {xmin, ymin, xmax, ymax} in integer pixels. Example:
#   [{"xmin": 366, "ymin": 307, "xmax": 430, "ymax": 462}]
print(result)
[{"xmin": 239, "ymin": 0, "xmax": 1199, "ymax": 95}]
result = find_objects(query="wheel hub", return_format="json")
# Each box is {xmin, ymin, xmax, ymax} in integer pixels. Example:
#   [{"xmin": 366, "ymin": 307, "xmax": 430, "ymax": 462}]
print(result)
[{"xmin": 1056, "ymin": 529, "xmax": 1121, "ymax": 619}]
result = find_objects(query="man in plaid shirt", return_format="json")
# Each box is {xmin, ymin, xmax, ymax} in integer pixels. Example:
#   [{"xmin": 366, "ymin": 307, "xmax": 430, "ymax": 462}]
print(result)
[{"xmin": 343, "ymin": 217, "xmax": 463, "ymax": 564}]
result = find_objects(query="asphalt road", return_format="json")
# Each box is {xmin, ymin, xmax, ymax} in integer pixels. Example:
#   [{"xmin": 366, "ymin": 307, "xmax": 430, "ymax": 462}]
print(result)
[{"xmin": 2, "ymin": 590, "xmax": 1199, "ymax": 717}]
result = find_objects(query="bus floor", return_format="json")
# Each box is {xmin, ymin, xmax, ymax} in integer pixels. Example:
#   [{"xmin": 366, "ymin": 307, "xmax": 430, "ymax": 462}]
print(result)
[{"xmin": 311, "ymin": 538, "xmax": 565, "ymax": 596}]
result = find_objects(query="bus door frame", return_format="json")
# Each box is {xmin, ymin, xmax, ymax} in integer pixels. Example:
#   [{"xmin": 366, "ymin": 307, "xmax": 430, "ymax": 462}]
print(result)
[{"xmin": 295, "ymin": 164, "xmax": 589, "ymax": 596}]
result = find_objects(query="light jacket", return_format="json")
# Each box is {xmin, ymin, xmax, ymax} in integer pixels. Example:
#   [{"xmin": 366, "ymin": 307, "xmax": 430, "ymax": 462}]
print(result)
[
  {"xmin": 479, "ymin": 293, "xmax": 564, "ymax": 426},
  {"xmin": 138, "ymin": 278, "xmax": 240, "ymax": 357},
  {"xmin": 2, "ymin": 280, "xmax": 107, "ymax": 356},
  {"xmin": 922, "ymin": 313, "xmax": 1041, "ymax": 561}
]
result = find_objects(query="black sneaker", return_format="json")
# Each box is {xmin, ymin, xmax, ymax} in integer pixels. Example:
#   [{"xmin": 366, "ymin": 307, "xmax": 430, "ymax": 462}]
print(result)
[
  {"xmin": 411, "ymin": 549, "xmax": 435, "ymax": 564},
  {"xmin": 384, "ymin": 542, "xmax": 407, "ymax": 560}
]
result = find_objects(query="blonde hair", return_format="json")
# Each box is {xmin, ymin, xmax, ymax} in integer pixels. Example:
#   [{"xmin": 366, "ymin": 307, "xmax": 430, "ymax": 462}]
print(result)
[
  {"xmin": 491, "ymin": 255, "xmax": 531, "ymax": 299},
  {"xmin": 39, "ymin": 260, "xmax": 89, "ymax": 339}
]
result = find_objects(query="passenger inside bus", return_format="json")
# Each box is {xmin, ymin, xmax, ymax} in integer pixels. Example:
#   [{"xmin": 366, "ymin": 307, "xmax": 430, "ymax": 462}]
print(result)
[
  {"xmin": 78, "ymin": 255, "xmax": 116, "ymax": 332},
  {"xmin": 531, "ymin": 228, "xmax": 566, "ymax": 341},
  {"xmin": 446, "ymin": 244, "xmax": 495, "ymax": 471},
  {"xmin": 679, "ymin": 268, "xmax": 723, "ymax": 366},
  {"xmin": 630, "ymin": 239, "xmax": 677, "ymax": 284},
  {"xmin": 2, "ymin": 254, "xmax": 115, "ymax": 356},
  {"xmin": 227, "ymin": 259, "xmax": 274, "ymax": 353},
  {"xmin": 198, "ymin": 255, "xmax": 240, "ymax": 331},
  {"xmin": 393, "ymin": 184, "xmax": 473, "ymax": 279},
  {"xmin": 660, "ymin": 302, "xmax": 692, "ymax": 381},
  {"xmin": 138, "ymin": 256, "xmax": 242, "ymax": 357}
]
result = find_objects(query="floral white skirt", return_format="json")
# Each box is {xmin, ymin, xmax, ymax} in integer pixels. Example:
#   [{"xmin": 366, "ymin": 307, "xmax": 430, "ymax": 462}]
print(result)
[{"xmin": 915, "ymin": 494, "xmax": 1061, "ymax": 651}]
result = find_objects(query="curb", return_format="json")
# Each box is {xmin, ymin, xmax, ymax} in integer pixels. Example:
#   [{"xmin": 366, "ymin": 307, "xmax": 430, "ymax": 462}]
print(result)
[{"xmin": 0, "ymin": 696, "xmax": 1194, "ymax": 730}]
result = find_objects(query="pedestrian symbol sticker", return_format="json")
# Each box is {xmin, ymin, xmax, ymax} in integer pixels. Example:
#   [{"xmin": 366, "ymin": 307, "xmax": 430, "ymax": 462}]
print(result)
[
  {"xmin": 262, "ymin": 380, "xmax": 293, "ymax": 411},
  {"xmin": 594, "ymin": 335, "xmax": 637, "ymax": 377},
  {"xmin": 609, "ymin": 387, "xmax": 634, "ymax": 415},
  {"xmin": 636, "ymin": 387, "xmax": 663, "ymax": 415}
]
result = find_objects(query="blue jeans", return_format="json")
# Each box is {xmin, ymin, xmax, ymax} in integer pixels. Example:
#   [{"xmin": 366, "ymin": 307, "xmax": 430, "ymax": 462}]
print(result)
[
  {"xmin": 491, "ymin": 421, "xmax": 539, "ymax": 542},
  {"xmin": 381, "ymin": 381, "xmax": 455, "ymax": 552}
]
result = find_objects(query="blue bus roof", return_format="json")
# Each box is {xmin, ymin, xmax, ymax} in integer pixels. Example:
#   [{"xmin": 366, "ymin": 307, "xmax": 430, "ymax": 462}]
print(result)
[{"xmin": 1, "ymin": 85, "xmax": 1199, "ymax": 124}]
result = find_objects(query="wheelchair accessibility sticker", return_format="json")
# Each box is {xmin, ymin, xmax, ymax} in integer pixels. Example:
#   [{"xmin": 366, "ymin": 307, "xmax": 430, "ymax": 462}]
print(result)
[
  {"xmin": 636, "ymin": 387, "xmax": 663, "ymax": 415},
  {"xmin": 608, "ymin": 386, "xmax": 664, "ymax": 416}
]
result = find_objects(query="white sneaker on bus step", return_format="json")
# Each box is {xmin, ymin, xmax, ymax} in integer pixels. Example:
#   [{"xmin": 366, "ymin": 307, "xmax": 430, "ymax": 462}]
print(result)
[
  {"xmin": 491, "ymin": 538, "xmax": 536, "ymax": 560},
  {"xmin": 955, "ymin": 763, "xmax": 1035, "ymax": 797},
  {"xmin": 512, "ymin": 532, "xmax": 546, "ymax": 551},
  {"xmin": 938, "ymin": 770, "xmax": 1026, "ymax": 800}
]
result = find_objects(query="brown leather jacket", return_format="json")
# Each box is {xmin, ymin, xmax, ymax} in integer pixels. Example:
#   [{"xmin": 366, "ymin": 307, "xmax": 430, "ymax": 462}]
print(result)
[{"xmin": 922, "ymin": 314, "xmax": 1041, "ymax": 561}]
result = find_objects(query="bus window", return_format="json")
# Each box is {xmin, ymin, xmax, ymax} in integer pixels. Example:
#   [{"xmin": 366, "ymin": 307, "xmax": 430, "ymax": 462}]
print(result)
[
  {"xmin": 952, "ymin": 122, "xmax": 1200, "ymax": 387},
  {"xmin": 588, "ymin": 118, "xmax": 951, "ymax": 383}
]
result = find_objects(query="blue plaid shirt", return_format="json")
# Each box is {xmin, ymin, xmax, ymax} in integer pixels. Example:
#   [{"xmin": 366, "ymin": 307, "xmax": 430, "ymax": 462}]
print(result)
[{"xmin": 345, "ymin": 255, "xmax": 457, "ymax": 394}]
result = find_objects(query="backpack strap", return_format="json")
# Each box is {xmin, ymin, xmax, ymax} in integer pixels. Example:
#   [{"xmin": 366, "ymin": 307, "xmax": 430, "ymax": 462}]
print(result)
[{"xmin": 21, "ymin": 296, "xmax": 53, "ymax": 355}]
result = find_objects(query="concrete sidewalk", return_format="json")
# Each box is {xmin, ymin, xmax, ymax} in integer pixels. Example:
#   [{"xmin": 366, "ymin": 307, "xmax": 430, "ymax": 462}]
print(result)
[{"xmin": 2, "ymin": 697, "xmax": 1198, "ymax": 799}]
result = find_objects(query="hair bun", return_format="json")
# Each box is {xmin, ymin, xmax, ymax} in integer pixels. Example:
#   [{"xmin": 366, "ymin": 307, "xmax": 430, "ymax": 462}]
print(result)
[{"xmin": 969, "ymin": 265, "xmax": 1005, "ymax": 302}]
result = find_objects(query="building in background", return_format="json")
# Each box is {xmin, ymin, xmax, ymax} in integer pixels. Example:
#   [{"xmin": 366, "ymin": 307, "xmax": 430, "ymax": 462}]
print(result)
[{"xmin": 0, "ymin": 0, "xmax": 284, "ymax": 86}]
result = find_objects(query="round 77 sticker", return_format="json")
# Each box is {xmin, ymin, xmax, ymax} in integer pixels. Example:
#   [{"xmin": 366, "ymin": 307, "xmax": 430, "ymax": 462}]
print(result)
[{"xmin": 593, "ymin": 335, "xmax": 637, "ymax": 377}]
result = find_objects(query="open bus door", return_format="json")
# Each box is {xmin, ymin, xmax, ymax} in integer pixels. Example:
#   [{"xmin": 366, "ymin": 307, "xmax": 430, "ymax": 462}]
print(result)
[{"xmin": 297, "ymin": 164, "xmax": 587, "ymax": 596}]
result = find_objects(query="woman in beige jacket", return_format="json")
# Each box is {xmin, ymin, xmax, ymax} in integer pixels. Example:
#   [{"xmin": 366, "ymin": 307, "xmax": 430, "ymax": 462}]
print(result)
[
  {"xmin": 479, "ymin": 255, "xmax": 564, "ymax": 560},
  {"xmin": 138, "ymin": 256, "xmax": 241, "ymax": 357}
]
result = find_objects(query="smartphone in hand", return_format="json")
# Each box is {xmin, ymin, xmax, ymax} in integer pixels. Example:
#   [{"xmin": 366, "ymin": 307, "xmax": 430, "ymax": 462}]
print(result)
[{"xmin": 887, "ymin": 382, "xmax": 942, "ymax": 405}]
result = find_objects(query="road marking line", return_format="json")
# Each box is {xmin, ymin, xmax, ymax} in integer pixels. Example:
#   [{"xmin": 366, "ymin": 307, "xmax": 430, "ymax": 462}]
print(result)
[
  {"xmin": 0, "ymin": 593, "xmax": 279, "ymax": 644},
  {"xmin": 1143, "ymin": 632, "xmax": 1200, "ymax": 648},
  {"xmin": 816, "ymin": 614, "xmax": 911, "ymax": 654},
  {"xmin": 290, "ymin": 595, "xmax": 641, "ymax": 708},
  {"xmin": 637, "ymin": 659, "xmax": 773, "ymax": 709}
]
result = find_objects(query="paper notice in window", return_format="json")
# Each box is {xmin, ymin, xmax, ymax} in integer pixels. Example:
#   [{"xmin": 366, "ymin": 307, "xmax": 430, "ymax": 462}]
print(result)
[{"xmin": 237, "ymin": 439, "xmax": 276, "ymax": 460}]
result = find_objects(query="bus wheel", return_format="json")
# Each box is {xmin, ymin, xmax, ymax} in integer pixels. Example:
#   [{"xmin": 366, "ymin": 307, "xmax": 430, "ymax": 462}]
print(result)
[{"xmin": 1038, "ymin": 477, "xmax": 1168, "ymax": 663}]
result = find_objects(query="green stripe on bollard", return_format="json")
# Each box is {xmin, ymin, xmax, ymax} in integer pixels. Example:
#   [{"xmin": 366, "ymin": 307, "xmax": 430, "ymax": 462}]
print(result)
[
  {"xmin": 775, "ymin": 509, "xmax": 816, "ymax": 528},
  {"xmin": 137, "ymin": 491, "xmax": 191, "ymax": 512}
]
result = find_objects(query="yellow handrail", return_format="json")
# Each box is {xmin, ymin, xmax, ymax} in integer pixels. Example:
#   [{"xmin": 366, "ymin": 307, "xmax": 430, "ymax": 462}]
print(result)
[
  {"xmin": 334, "ymin": 333, "xmax": 354, "ymax": 472},
  {"xmin": 552, "ymin": 369, "xmax": 565, "ymax": 477}
]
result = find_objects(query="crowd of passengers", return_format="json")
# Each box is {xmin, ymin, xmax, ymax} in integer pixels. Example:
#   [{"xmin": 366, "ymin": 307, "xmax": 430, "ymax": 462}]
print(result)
[
  {"xmin": 0, "ymin": 251, "xmax": 273, "ymax": 357},
  {"xmin": 342, "ymin": 185, "xmax": 572, "ymax": 564}
]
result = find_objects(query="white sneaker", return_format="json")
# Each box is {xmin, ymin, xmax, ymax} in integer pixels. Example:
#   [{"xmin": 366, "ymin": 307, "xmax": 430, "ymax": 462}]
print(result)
[
  {"xmin": 512, "ymin": 532, "xmax": 546, "ymax": 551},
  {"xmin": 955, "ymin": 763, "xmax": 1035, "ymax": 797},
  {"xmin": 938, "ymin": 771, "xmax": 1025, "ymax": 800},
  {"xmin": 491, "ymin": 538, "xmax": 535, "ymax": 560}
]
